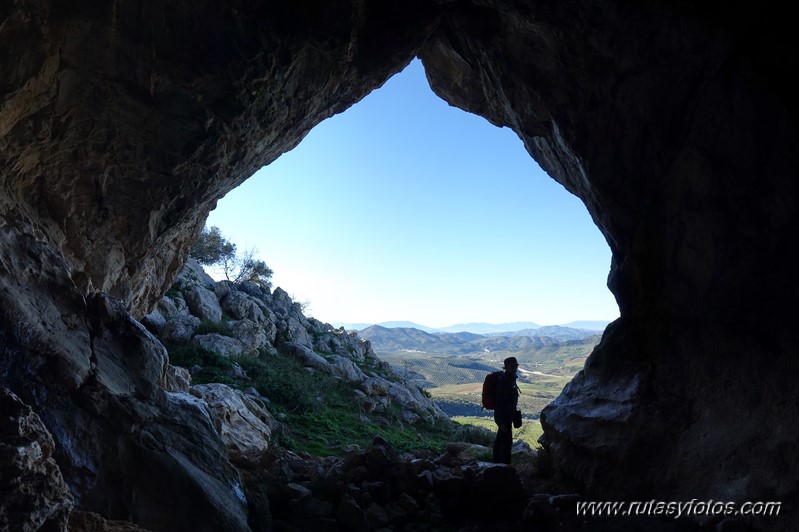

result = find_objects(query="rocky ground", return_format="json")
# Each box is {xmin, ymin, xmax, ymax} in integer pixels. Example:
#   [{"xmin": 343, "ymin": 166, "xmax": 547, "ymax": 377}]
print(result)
[{"xmin": 0, "ymin": 379, "xmax": 726, "ymax": 532}]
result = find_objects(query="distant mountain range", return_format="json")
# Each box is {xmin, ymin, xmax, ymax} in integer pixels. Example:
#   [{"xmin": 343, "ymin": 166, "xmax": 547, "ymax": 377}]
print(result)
[
  {"xmin": 358, "ymin": 324, "xmax": 603, "ymax": 355},
  {"xmin": 332, "ymin": 320, "xmax": 611, "ymax": 334}
]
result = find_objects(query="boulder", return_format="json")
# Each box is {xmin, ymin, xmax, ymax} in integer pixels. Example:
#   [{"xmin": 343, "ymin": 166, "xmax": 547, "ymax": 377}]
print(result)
[
  {"xmin": 221, "ymin": 290, "xmax": 266, "ymax": 324},
  {"xmin": 442, "ymin": 442, "xmax": 491, "ymax": 464},
  {"xmin": 184, "ymin": 285, "xmax": 223, "ymax": 323},
  {"xmin": 68, "ymin": 511, "xmax": 153, "ymax": 532},
  {"xmin": 469, "ymin": 464, "xmax": 526, "ymax": 518},
  {"xmin": 156, "ymin": 294, "xmax": 182, "ymax": 318},
  {"xmin": 176, "ymin": 258, "xmax": 216, "ymax": 290},
  {"xmin": 140, "ymin": 307, "xmax": 166, "ymax": 334},
  {"xmin": 194, "ymin": 333, "xmax": 243, "ymax": 358},
  {"xmin": 229, "ymin": 318, "xmax": 269, "ymax": 355},
  {"xmin": 163, "ymin": 365, "xmax": 192, "ymax": 393},
  {"xmin": 88, "ymin": 293, "xmax": 170, "ymax": 397},
  {"xmin": 161, "ymin": 314, "xmax": 201, "ymax": 343},
  {"xmin": 282, "ymin": 342, "xmax": 331, "ymax": 372},
  {"xmin": 336, "ymin": 493, "xmax": 370, "ymax": 532},
  {"xmin": 329, "ymin": 356, "xmax": 367, "ymax": 382},
  {"xmin": 190, "ymin": 384, "xmax": 273, "ymax": 465},
  {"xmin": 286, "ymin": 317, "xmax": 312, "ymax": 346}
]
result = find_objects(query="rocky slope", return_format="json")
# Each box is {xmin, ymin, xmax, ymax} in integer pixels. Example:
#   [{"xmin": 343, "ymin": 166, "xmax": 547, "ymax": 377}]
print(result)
[{"xmin": 146, "ymin": 258, "xmax": 447, "ymax": 432}]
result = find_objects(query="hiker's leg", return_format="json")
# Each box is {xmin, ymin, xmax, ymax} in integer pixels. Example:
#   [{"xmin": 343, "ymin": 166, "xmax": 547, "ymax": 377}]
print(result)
[
  {"xmin": 493, "ymin": 422, "xmax": 502, "ymax": 463},
  {"xmin": 500, "ymin": 427, "xmax": 512, "ymax": 464}
]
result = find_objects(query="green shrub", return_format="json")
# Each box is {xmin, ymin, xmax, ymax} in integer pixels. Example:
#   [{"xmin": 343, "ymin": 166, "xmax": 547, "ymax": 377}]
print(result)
[
  {"xmin": 165, "ymin": 285, "xmax": 181, "ymax": 300},
  {"xmin": 190, "ymin": 226, "xmax": 273, "ymax": 287},
  {"xmin": 451, "ymin": 423, "xmax": 495, "ymax": 447},
  {"xmin": 196, "ymin": 319, "xmax": 233, "ymax": 337},
  {"xmin": 167, "ymin": 344, "xmax": 239, "ymax": 386},
  {"xmin": 237, "ymin": 353, "xmax": 329, "ymax": 413},
  {"xmin": 190, "ymin": 226, "xmax": 236, "ymax": 266}
]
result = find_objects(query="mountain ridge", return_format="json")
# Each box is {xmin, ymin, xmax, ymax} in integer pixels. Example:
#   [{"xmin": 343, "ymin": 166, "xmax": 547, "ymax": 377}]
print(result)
[
  {"xmin": 333, "ymin": 319, "xmax": 611, "ymax": 334},
  {"xmin": 359, "ymin": 324, "xmax": 602, "ymax": 355}
]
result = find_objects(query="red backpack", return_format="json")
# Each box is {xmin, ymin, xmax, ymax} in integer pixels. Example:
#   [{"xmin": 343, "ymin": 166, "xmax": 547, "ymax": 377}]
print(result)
[{"xmin": 481, "ymin": 371, "xmax": 502, "ymax": 410}]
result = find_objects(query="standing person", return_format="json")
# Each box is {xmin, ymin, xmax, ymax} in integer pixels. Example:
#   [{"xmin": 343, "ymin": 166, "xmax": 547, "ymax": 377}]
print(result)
[{"xmin": 493, "ymin": 356, "xmax": 520, "ymax": 464}]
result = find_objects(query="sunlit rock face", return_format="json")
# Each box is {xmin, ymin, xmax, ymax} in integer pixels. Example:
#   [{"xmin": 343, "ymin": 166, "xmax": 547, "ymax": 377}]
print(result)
[{"xmin": 1, "ymin": 0, "xmax": 797, "ymax": 530}]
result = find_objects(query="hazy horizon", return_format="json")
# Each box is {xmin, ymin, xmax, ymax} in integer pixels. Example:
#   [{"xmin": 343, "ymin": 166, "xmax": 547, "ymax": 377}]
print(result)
[{"xmin": 330, "ymin": 318, "xmax": 611, "ymax": 329}]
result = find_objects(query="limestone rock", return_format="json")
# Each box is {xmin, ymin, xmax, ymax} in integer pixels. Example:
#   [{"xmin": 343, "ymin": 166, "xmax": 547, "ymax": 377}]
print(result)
[
  {"xmin": 163, "ymin": 365, "xmax": 192, "ymax": 393},
  {"xmin": 282, "ymin": 342, "xmax": 332, "ymax": 372},
  {"xmin": 360, "ymin": 376, "xmax": 443, "ymax": 420},
  {"xmin": 68, "ymin": 511, "xmax": 153, "ymax": 532},
  {"xmin": 329, "ymin": 355, "xmax": 367, "ymax": 382},
  {"xmin": 221, "ymin": 290, "xmax": 266, "ymax": 324},
  {"xmin": 190, "ymin": 383, "xmax": 274, "ymax": 466},
  {"xmin": 0, "ymin": 389, "xmax": 73, "ymax": 532},
  {"xmin": 229, "ymin": 318, "xmax": 269, "ymax": 355},
  {"xmin": 140, "ymin": 307, "xmax": 166, "ymax": 334},
  {"xmin": 156, "ymin": 295, "xmax": 182, "ymax": 318},
  {"xmin": 176, "ymin": 258, "xmax": 216, "ymax": 290},
  {"xmin": 442, "ymin": 442, "xmax": 491, "ymax": 464},
  {"xmin": 0, "ymin": 228, "xmax": 251, "ymax": 530},
  {"xmin": 183, "ymin": 285, "xmax": 223, "ymax": 323},
  {"xmin": 160, "ymin": 313, "xmax": 201, "ymax": 343},
  {"xmin": 87, "ymin": 293, "xmax": 170, "ymax": 398},
  {"xmin": 194, "ymin": 333, "xmax": 243, "ymax": 358}
]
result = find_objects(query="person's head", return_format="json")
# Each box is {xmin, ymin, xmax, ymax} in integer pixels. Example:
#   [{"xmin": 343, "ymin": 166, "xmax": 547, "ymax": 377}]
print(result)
[{"xmin": 503, "ymin": 356, "xmax": 519, "ymax": 373}]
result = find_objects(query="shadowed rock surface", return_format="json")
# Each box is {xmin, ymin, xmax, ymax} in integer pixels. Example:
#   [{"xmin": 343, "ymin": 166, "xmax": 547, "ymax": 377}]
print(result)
[
  {"xmin": 1, "ymin": 1, "xmax": 797, "ymax": 531},
  {"xmin": 0, "ymin": 389, "xmax": 73, "ymax": 531}
]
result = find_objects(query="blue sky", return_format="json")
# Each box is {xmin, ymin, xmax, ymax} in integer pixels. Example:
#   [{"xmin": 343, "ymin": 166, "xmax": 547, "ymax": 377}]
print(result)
[{"xmin": 206, "ymin": 58, "xmax": 619, "ymax": 327}]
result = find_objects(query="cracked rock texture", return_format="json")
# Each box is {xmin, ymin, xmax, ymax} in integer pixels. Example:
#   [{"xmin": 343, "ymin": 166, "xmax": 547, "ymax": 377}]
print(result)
[
  {"xmin": 1, "ymin": 1, "xmax": 797, "ymax": 531},
  {"xmin": 0, "ymin": 388, "xmax": 73, "ymax": 532}
]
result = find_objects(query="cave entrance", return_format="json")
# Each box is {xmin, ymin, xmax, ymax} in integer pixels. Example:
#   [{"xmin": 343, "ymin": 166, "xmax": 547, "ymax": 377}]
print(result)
[{"xmin": 206, "ymin": 58, "xmax": 618, "ymax": 332}]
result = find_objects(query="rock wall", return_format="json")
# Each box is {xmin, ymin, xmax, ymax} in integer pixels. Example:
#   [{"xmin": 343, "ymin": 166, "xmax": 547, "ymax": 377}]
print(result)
[
  {"xmin": 418, "ymin": 2, "xmax": 798, "ymax": 529},
  {"xmin": 1, "ymin": 1, "xmax": 798, "ymax": 531}
]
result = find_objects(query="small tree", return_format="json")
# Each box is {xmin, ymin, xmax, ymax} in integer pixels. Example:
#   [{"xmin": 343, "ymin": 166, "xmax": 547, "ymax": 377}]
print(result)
[
  {"xmin": 220, "ymin": 247, "xmax": 274, "ymax": 288},
  {"xmin": 190, "ymin": 226, "xmax": 236, "ymax": 266},
  {"xmin": 190, "ymin": 226, "xmax": 273, "ymax": 288}
]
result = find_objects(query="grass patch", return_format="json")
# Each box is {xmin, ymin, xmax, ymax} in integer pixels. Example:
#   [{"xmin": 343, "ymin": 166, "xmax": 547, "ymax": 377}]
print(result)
[
  {"xmin": 165, "ymin": 284, "xmax": 181, "ymax": 300},
  {"xmin": 237, "ymin": 352, "xmax": 333, "ymax": 412},
  {"xmin": 449, "ymin": 422, "xmax": 495, "ymax": 448},
  {"xmin": 196, "ymin": 319, "xmax": 233, "ymax": 336},
  {"xmin": 288, "ymin": 409, "xmax": 460, "ymax": 457},
  {"xmin": 236, "ymin": 351, "xmax": 484, "ymax": 457},
  {"xmin": 167, "ymin": 344, "xmax": 239, "ymax": 386},
  {"xmin": 452, "ymin": 415, "xmax": 544, "ymax": 450}
]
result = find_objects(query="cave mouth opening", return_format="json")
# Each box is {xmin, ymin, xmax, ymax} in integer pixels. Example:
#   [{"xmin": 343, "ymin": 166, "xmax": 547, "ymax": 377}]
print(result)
[{"xmin": 204, "ymin": 57, "xmax": 619, "ymax": 332}]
